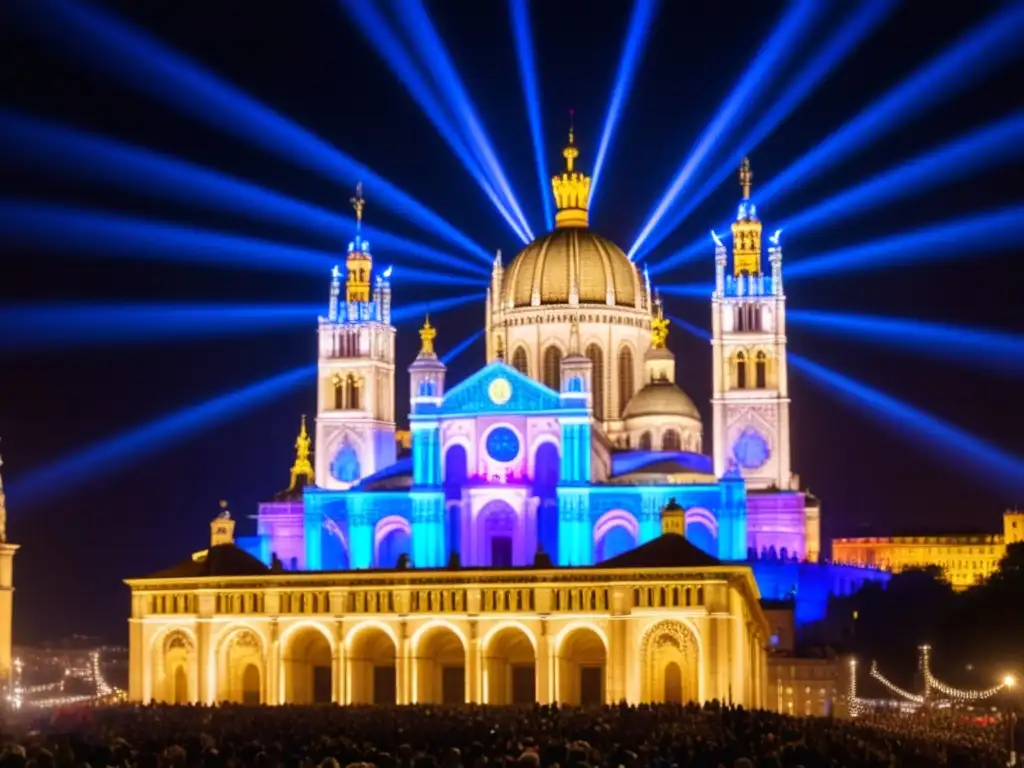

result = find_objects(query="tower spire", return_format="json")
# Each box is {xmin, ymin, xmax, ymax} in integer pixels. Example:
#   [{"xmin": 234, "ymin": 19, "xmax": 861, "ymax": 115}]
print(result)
[
  {"xmin": 651, "ymin": 294, "xmax": 670, "ymax": 350},
  {"xmin": 350, "ymin": 182, "xmax": 366, "ymax": 230},
  {"xmin": 419, "ymin": 315, "xmax": 437, "ymax": 357},
  {"xmin": 345, "ymin": 182, "xmax": 372, "ymax": 304},
  {"xmin": 288, "ymin": 415, "xmax": 315, "ymax": 491},
  {"xmin": 731, "ymin": 157, "xmax": 762, "ymax": 275},
  {"xmin": 739, "ymin": 157, "xmax": 752, "ymax": 200},
  {"xmin": 551, "ymin": 112, "xmax": 591, "ymax": 229}
]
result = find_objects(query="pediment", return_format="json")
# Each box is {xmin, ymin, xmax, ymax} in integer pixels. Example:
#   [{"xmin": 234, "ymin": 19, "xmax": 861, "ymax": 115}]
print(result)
[{"xmin": 439, "ymin": 362, "xmax": 561, "ymax": 416}]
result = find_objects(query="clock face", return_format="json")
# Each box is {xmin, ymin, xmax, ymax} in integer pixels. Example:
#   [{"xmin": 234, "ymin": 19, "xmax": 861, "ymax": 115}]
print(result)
[
  {"xmin": 488, "ymin": 377, "xmax": 512, "ymax": 405},
  {"xmin": 486, "ymin": 426, "xmax": 520, "ymax": 463},
  {"xmin": 732, "ymin": 427, "xmax": 770, "ymax": 470}
]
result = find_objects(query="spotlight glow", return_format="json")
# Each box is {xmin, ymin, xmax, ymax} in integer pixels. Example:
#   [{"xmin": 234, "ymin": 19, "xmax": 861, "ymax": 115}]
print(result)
[
  {"xmin": 757, "ymin": 3, "xmax": 1024, "ymax": 209},
  {"xmin": 790, "ymin": 353, "xmax": 1024, "ymax": 498},
  {"xmin": 788, "ymin": 310, "xmax": 1024, "ymax": 376},
  {"xmin": 590, "ymin": 0, "xmax": 660, "ymax": 207},
  {"xmin": 25, "ymin": 0, "xmax": 489, "ymax": 261},
  {"xmin": 661, "ymin": 284, "xmax": 710, "ymax": 299},
  {"xmin": 786, "ymin": 207, "xmax": 1024, "ymax": 279},
  {"xmin": 666, "ymin": 314, "xmax": 711, "ymax": 342},
  {"xmin": 645, "ymin": 0, "xmax": 893, "ymax": 272},
  {"xmin": 7, "ymin": 364, "xmax": 316, "ymax": 508},
  {"xmin": 338, "ymin": 0, "xmax": 527, "ymax": 243},
  {"xmin": 628, "ymin": 0, "xmax": 819, "ymax": 260},
  {"xmin": 393, "ymin": 0, "xmax": 534, "ymax": 242},
  {"xmin": 0, "ymin": 110, "xmax": 489, "ymax": 277},
  {"xmin": 441, "ymin": 329, "xmax": 484, "ymax": 366},
  {"xmin": 509, "ymin": 0, "xmax": 553, "ymax": 231},
  {"xmin": 392, "ymin": 294, "xmax": 485, "ymax": 325}
]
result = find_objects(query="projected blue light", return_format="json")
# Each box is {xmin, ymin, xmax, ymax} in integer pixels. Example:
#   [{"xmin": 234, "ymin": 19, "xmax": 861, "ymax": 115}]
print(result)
[
  {"xmin": 779, "ymin": 114, "xmax": 1024, "ymax": 237},
  {"xmin": 441, "ymin": 329, "xmax": 484, "ymax": 365},
  {"xmin": 392, "ymin": 294, "xmax": 485, "ymax": 325},
  {"xmin": 509, "ymin": 0, "xmax": 553, "ymax": 231},
  {"xmin": 0, "ymin": 304, "xmax": 319, "ymax": 352},
  {"xmin": 786, "ymin": 207, "xmax": 1024, "ymax": 279},
  {"xmin": 392, "ymin": 0, "xmax": 534, "ymax": 242},
  {"xmin": 757, "ymin": 3, "xmax": 1024, "ymax": 210},
  {"xmin": 338, "ymin": 0, "xmax": 527, "ymax": 244},
  {"xmin": 666, "ymin": 314, "xmax": 711, "ymax": 342},
  {"xmin": 26, "ymin": 0, "xmax": 489, "ymax": 262},
  {"xmin": 788, "ymin": 310, "xmax": 1024, "ymax": 377},
  {"xmin": 790, "ymin": 353, "xmax": 1024, "ymax": 498},
  {"xmin": 8, "ymin": 364, "xmax": 316, "ymax": 508},
  {"xmin": 661, "ymin": 284, "xmax": 710, "ymax": 299},
  {"xmin": 628, "ymin": 0, "xmax": 819, "ymax": 260},
  {"xmin": 590, "ymin": 0, "xmax": 659, "ymax": 207},
  {"xmin": 0, "ymin": 111, "xmax": 489, "ymax": 278},
  {"xmin": 644, "ymin": 0, "xmax": 893, "ymax": 271}
]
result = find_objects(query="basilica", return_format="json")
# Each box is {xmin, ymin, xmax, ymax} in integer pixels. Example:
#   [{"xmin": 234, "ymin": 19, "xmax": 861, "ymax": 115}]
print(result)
[{"xmin": 126, "ymin": 133, "xmax": 883, "ymax": 707}]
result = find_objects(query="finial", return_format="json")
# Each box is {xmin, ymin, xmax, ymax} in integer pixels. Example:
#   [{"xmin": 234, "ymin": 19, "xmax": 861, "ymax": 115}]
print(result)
[
  {"xmin": 288, "ymin": 415, "xmax": 314, "ymax": 491},
  {"xmin": 563, "ymin": 110, "xmax": 579, "ymax": 173},
  {"xmin": 711, "ymin": 230, "xmax": 723, "ymax": 248},
  {"xmin": 769, "ymin": 228, "xmax": 782, "ymax": 247},
  {"xmin": 739, "ymin": 157, "xmax": 752, "ymax": 200},
  {"xmin": 350, "ymin": 182, "xmax": 366, "ymax": 227},
  {"xmin": 419, "ymin": 314, "xmax": 437, "ymax": 357},
  {"xmin": 651, "ymin": 295, "xmax": 670, "ymax": 350},
  {"xmin": 218, "ymin": 499, "xmax": 231, "ymax": 520}
]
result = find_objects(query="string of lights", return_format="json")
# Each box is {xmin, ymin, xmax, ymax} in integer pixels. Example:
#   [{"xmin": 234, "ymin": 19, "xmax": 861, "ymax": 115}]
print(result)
[
  {"xmin": 919, "ymin": 645, "xmax": 1011, "ymax": 701},
  {"xmin": 869, "ymin": 661, "xmax": 925, "ymax": 703}
]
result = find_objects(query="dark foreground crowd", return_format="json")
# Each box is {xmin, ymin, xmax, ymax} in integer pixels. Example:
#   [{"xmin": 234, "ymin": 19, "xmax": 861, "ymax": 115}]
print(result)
[{"xmin": 0, "ymin": 703, "xmax": 1015, "ymax": 768}]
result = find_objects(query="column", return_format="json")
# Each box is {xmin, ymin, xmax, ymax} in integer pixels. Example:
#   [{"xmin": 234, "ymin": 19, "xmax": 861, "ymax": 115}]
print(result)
[
  {"xmin": 267, "ymin": 619, "xmax": 281, "ymax": 705},
  {"xmin": 196, "ymin": 619, "xmax": 212, "ymax": 704},
  {"xmin": 467, "ymin": 621, "xmax": 480, "ymax": 703},
  {"xmin": 536, "ymin": 621, "xmax": 550, "ymax": 704},
  {"xmin": 608, "ymin": 617, "xmax": 627, "ymax": 703},
  {"xmin": 397, "ymin": 620, "xmax": 410, "ymax": 704},
  {"xmin": 332, "ymin": 621, "xmax": 345, "ymax": 704}
]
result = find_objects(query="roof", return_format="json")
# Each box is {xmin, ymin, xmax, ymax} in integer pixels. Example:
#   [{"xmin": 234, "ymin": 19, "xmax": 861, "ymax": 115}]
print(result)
[
  {"xmin": 595, "ymin": 533, "xmax": 721, "ymax": 569},
  {"xmin": 140, "ymin": 544, "xmax": 273, "ymax": 580},
  {"xmin": 610, "ymin": 450, "xmax": 714, "ymax": 477},
  {"xmin": 273, "ymin": 473, "xmax": 312, "ymax": 502},
  {"xmin": 622, "ymin": 379, "xmax": 700, "ymax": 420},
  {"xmin": 353, "ymin": 456, "xmax": 413, "ymax": 491}
]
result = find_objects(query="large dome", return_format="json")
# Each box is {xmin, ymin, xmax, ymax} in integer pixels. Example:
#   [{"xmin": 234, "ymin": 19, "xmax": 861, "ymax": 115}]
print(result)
[
  {"xmin": 501, "ymin": 227, "xmax": 640, "ymax": 308},
  {"xmin": 623, "ymin": 380, "xmax": 701, "ymax": 421}
]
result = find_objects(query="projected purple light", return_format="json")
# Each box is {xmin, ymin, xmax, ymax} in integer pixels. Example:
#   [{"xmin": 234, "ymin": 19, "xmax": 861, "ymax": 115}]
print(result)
[
  {"xmin": 628, "ymin": 0, "xmax": 819, "ymax": 260},
  {"xmin": 756, "ymin": 3, "xmax": 1024, "ymax": 210},
  {"xmin": 786, "ymin": 207, "xmax": 1024, "ymax": 279},
  {"xmin": 394, "ymin": 0, "xmax": 534, "ymax": 242},
  {"xmin": 590, "ymin": 0, "xmax": 660, "ymax": 208},
  {"xmin": 27, "ymin": 0, "xmax": 489, "ymax": 261},
  {"xmin": 790, "ymin": 354, "xmax": 1024, "ymax": 498},
  {"xmin": 509, "ymin": 0, "xmax": 554, "ymax": 231}
]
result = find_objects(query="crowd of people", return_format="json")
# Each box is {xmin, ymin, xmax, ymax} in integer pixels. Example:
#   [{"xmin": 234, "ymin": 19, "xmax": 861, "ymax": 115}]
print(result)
[{"xmin": 0, "ymin": 702, "xmax": 1013, "ymax": 768}]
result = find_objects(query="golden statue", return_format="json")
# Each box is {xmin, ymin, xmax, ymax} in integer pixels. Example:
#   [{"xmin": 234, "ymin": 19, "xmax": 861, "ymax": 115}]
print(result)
[
  {"xmin": 288, "ymin": 415, "xmax": 315, "ymax": 491},
  {"xmin": 651, "ymin": 300, "xmax": 670, "ymax": 349},
  {"xmin": 419, "ymin": 315, "xmax": 437, "ymax": 356},
  {"xmin": 350, "ymin": 182, "xmax": 365, "ymax": 224}
]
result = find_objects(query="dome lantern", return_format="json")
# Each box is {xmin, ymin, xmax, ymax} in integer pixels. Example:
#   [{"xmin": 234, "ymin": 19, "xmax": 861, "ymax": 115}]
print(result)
[{"xmin": 551, "ymin": 119, "xmax": 591, "ymax": 229}]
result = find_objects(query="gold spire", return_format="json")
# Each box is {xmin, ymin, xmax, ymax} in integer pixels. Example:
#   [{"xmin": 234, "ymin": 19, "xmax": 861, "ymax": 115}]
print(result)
[
  {"xmin": 651, "ymin": 295, "xmax": 670, "ymax": 349},
  {"xmin": 551, "ymin": 114, "xmax": 590, "ymax": 228},
  {"xmin": 346, "ymin": 182, "xmax": 372, "ymax": 303},
  {"xmin": 288, "ymin": 415, "xmax": 314, "ymax": 491},
  {"xmin": 350, "ymin": 182, "xmax": 365, "ymax": 225},
  {"xmin": 419, "ymin": 314, "xmax": 437, "ymax": 357},
  {"xmin": 739, "ymin": 157, "xmax": 752, "ymax": 200}
]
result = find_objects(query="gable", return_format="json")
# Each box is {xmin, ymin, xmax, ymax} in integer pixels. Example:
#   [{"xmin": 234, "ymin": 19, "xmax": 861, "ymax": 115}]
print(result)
[{"xmin": 438, "ymin": 361, "xmax": 562, "ymax": 416}]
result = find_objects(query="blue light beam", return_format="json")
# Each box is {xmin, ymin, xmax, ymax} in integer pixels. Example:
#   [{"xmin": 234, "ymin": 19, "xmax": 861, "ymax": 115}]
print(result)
[
  {"xmin": 392, "ymin": 294, "xmax": 486, "ymax": 325},
  {"xmin": 790, "ymin": 353, "xmax": 1024, "ymax": 498},
  {"xmin": 0, "ymin": 111, "xmax": 489, "ymax": 278},
  {"xmin": 666, "ymin": 314, "xmax": 711, "ymax": 343},
  {"xmin": 26, "ymin": 0, "xmax": 489, "ymax": 262},
  {"xmin": 339, "ymin": 0, "xmax": 528, "ymax": 243},
  {"xmin": 441, "ymin": 329, "xmax": 484, "ymax": 366},
  {"xmin": 786, "ymin": 206, "xmax": 1024, "ymax": 279},
  {"xmin": 628, "ymin": 0, "xmax": 819, "ymax": 260},
  {"xmin": 393, "ymin": 0, "xmax": 534, "ymax": 242},
  {"xmin": 756, "ymin": 3, "xmax": 1024, "ymax": 210},
  {"xmin": 645, "ymin": 0, "xmax": 893, "ymax": 272},
  {"xmin": 590, "ymin": 0, "xmax": 660, "ymax": 207},
  {"xmin": 661, "ymin": 284, "xmax": 711, "ymax": 300},
  {"xmin": 788, "ymin": 310, "xmax": 1024, "ymax": 377},
  {"xmin": 509, "ymin": 0, "xmax": 553, "ymax": 231},
  {"xmin": 0, "ymin": 303, "xmax": 319, "ymax": 352},
  {"xmin": 0, "ymin": 201, "xmax": 487, "ymax": 286},
  {"xmin": 7, "ymin": 363, "xmax": 316, "ymax": 509}
]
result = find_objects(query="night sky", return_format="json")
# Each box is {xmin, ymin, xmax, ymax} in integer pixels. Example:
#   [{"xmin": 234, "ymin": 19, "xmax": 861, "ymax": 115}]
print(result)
[{"xmin": 0, "ymin": 1, "xmax": 1020, "ymax": 644}]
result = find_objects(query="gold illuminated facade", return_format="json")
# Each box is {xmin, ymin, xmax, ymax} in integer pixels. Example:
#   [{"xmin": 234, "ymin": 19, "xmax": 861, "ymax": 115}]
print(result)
[
  {"xmin": 127, "ymin": 504, "xmax": 770, "ymax": 707},
  {"xmin": 0, "ymin": 449, "xmax": 18, "ymax": 690},
  {"xmin": 831, "ymin": 511, "xmax": 1024, "ymax": 590}
]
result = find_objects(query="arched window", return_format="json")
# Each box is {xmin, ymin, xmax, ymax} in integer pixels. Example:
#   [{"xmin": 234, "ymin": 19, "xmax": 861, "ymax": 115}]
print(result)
[
  {"xmin": 736, "ymin": 352, "xmax": 747, "ymax": 389},
  {"xmin": 347, "ymin": 375, "xmax": 362, "ymax": 410},
  {"xmin": 418, "ymin": 379, "xmax": 435, "ymax": 397},
  {"xmin": 639, "ymin": 431, "xmax": 652, "ymax": 450},
  {"xmin": 662, "ymin": 430, "xmax": 681, "ymax": 451},
  {"xmin": 567, "ymin": 375, "xmax": 584, "ymax": 393},
  {"xmin": 586, "ymin": 343, "xmax": 604, "ymax": 420},
  {"xmin": 542, "ymin": 346, "xmax": 562, "ymax": 390},
  {"xmin": 332, "ymin": 374, "xmax": 345, "ymax": 409},
  {"xmin": 511, "ymin": 347, "xmax": 529, "ymax": 376},
  {"xmin": 755, "ymin": 351, "xmax": 767, "ymax": 388},
  {"xmin": 618, "ymin": 346, "xmax": 634, "ymax": 416}
]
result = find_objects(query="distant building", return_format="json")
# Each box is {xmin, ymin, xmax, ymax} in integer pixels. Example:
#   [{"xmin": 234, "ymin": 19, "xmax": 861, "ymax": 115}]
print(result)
[
  {"xmin": 763, "ymin": 602, "xmax": 845, "ymax": 717},
  {"xmin": 831, "ymin": 511, "xmax": 1024, "ymax": 590}
]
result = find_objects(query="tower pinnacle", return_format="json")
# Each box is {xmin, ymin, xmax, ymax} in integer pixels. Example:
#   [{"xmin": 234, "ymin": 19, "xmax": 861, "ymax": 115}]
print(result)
[
  {"xmin": 288, "ymin": 415, "xmax": 315, "ymax": 491},
  {"xmin": 419, "ymin": 315, "xmax": 437, "ymax": 357},
  {"xmin": 350, "ymin": 182, "xmax": 366, "ymax": 229},
  {"xmin": 651, "ymin": 295, "xmax": 670, "ymax": 350},
  {"xmin": 739, "ymin": 157, "xmax": 752, "ymax": 200},
  {"xmin": 551, "ymin": 114, "xmax": 591, "ymax": 229}
]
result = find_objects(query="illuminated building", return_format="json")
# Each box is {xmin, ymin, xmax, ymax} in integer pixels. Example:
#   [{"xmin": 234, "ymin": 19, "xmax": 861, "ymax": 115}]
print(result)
[
  {"xmin": 0, "ymin": 449, "xmax": 18, "ymax": 692},
  {"xmin": 832, "ymin": 510, "xmax": 1024, "ymax": 590}
]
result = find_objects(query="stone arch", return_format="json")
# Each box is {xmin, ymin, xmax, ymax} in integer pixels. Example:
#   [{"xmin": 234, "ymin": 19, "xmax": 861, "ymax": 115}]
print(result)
[
  {"xmin": 347, "ymin": 621, "xmax": 398, "ymax": 704},
  {"xmin": 555, "ymin": 623, "xmax": 609, "ymax": 706},
  {"xmin": 482, "ymin": 622, "xmax": 537, "ymax": 704},
  {"xmin": 329, "ymin": 431, "xmax": 363, "ymax": 484},
  {"xmin": 151, "ymin": 628, "xmax": 196, "ymax": 704},
  {"xmin": 411, "ymin": 621, "xmax": 468, "ymax": 704},
  {"xmin": 476, "ymin": 499, "xmax": 520, "ymax": 567},
  {"xmin": 374, "ymin": 515, "xmax": 412, "ymax": 568},
  {"xmin": 639, "ymin": 430, "xmax": 652, "ymax": 450},
  {"xmin": 593, "ymin": 510, "xmax": 639, "ymax": 562},
  {"xmin": 640, "ymin": 620, "xmax": 701, "ymax": 703},
  {"xmin": 214, "ymin": 626, "xmax": 265, "ymax": 704},
  {"xmin": 511, "ymin": 345, "xmax": 529, "ymax": 376},
  {"xmin": 542, "ymin": 344, "xmax": 563, "ymax": 390},
  {"xmin": 280, "ymin": 622, "xmax": 334, "ymax": 704}
]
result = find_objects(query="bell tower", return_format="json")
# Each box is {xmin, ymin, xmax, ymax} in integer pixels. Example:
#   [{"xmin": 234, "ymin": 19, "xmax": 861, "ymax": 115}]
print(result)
[
  {"xmin": 315, "ymin": 184, "xmax": 397, "ymax": 490},
  {"xmin": 711, "ymin": 159, "xmax": 792, "ymax": 490}
]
